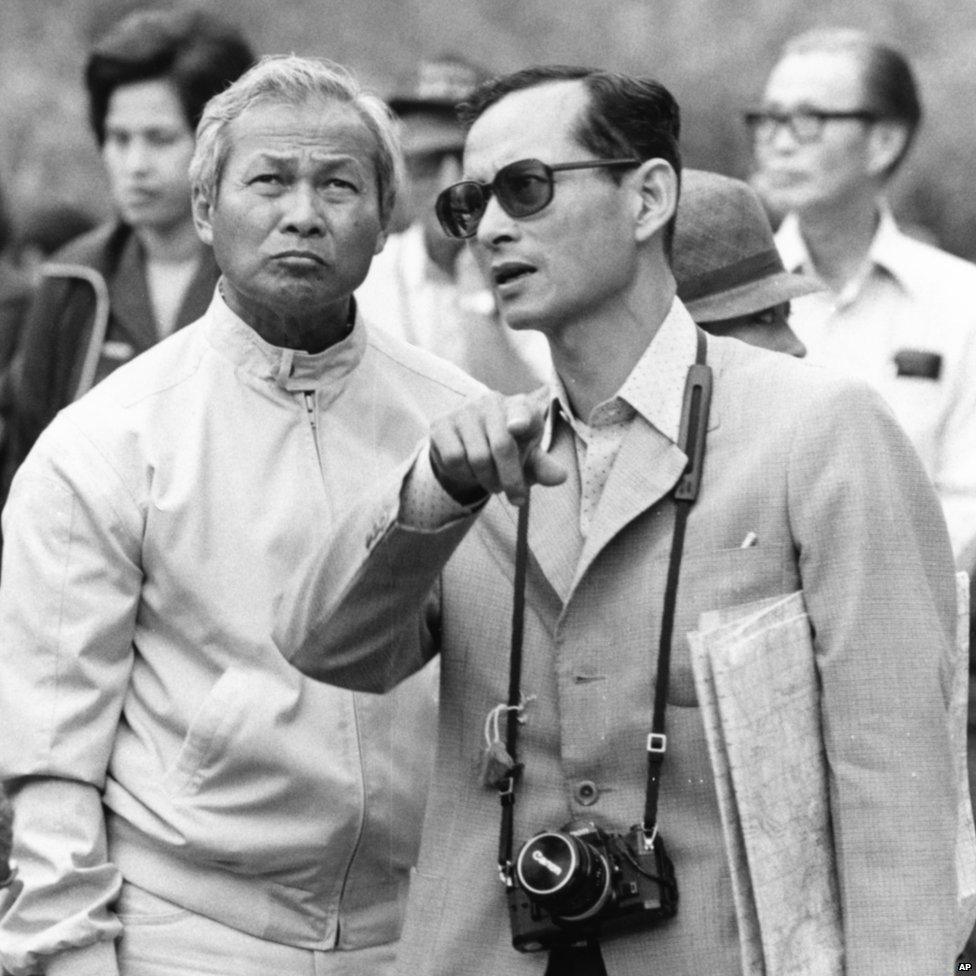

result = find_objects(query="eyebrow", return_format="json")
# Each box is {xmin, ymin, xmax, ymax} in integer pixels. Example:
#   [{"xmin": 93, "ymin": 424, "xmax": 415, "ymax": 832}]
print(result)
[{"xmin": 244, "ymin": 152, "xmax": 366, "ymax": 168}]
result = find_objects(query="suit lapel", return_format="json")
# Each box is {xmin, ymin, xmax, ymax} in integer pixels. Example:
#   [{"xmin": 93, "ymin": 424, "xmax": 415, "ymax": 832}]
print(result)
[
  {"xmin": 572, "ymin": 328, "xmax": 726, "ymax": 587},
  {"xmin": 525, "ymin": 416, "xmax": 584, "ymax": 604},
  {"xmin": 176, "ymin": 248, "xmax": 219, "ymax": 329},
  {"xmin": 573, "ymin": 417, "xmax": 688, "ymax": 589},
  {"xmin": 109, "ymin": 232, "xmax": 161, "ymax": 351},
  {"xmin": 518, "ymin": 326, "xmax": 728, "ymax": 604}
]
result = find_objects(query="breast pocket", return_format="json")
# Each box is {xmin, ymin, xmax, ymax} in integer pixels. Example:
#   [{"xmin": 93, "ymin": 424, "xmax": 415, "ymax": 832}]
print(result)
[
  {"xmin": 668, "ymin": 544, "xmax": 792, "ymax": 706},
  {"xmin": 887, "ymin": 374, "xmax": 944, "ymax": 449}
]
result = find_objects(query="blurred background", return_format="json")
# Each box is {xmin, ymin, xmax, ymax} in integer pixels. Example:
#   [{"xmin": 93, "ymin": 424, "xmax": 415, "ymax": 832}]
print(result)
[{"xmin": 2, "ymin": 0, "xmax": 975, "ymax": 258}]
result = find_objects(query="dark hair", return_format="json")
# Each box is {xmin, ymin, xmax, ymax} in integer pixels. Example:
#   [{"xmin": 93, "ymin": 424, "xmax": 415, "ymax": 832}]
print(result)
[
  {"xmin": 85, "ymin": 7, "xmax": 255, "ymax": 145},
  {"xmin": 459, "ymin": 65, "xmax": 682, "ymax": 253},
  {"xmin": 783, "ymin": 29, "xmax": 922, "ymax": 175}
]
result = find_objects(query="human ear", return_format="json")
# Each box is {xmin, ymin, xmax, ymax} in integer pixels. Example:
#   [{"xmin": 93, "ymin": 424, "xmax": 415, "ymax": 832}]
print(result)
[
  {"xmin": 191, "ymin": 185, "xmax": 215, "ymax": 246},
  {"xmin": 867, "ymin": 121, "xmax": 909, "ymax": 178},
  {"xmin": 633, "ymin": 159, "xmax": 678, "ymax": 244}
]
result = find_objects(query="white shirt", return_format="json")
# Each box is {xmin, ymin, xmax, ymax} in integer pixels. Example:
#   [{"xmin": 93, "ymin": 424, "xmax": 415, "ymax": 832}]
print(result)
[
  {"xmin": 355, "ymin": 223, "xmax": 551, "ymax": 395},
  {"xmin": 777, "ymin": 207, "xmax": 976, "ymax": 568},
  {"xmin": 145, "ymin": 255, "xmax": 200, "ymax": 338}
]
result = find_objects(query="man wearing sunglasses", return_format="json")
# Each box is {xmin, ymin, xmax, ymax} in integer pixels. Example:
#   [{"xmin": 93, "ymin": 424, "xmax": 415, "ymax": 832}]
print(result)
[
  {"xmin": 749, "ymin": 28, "xmax": 976, "ymax": 577},
  {"xmin": 276, "ymin": 66, "xmax": 963, "ymax": 975}
]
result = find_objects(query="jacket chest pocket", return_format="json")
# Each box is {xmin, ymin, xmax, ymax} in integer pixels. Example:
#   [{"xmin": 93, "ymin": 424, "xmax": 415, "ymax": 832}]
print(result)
[{"xmin": 667, "ymin": 544, "xmax": 792, "ymax": 706}]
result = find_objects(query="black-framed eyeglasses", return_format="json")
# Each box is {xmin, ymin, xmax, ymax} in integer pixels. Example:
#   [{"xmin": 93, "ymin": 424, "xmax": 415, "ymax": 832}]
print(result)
[
  {"xmin": 435, "ymin": 157, "xmax": 641, "ymax": 239},
  {"xmin": 743, "ymin": 109, "xmax": 878, "ymax": 145}
]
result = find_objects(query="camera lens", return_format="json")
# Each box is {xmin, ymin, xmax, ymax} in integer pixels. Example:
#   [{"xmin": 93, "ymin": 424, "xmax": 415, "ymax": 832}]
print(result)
[{"xmin": 515, "ymin": 830, "xmax": 613, "ymax": 921}]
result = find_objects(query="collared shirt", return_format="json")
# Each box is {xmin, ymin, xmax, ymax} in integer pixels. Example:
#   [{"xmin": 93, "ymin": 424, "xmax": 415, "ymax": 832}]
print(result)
[
  {"xmin": 777, "ymin": 206, "xmax": 976, "ymax": 567},
  {"xmin": 545, "ymin": 299, "xmax": 696, "ymax": 535},
  {"xmin": 405, "ymin": 298, "xmax": 697, "ymax": 537},
  {"xmin": 355, "ymin": 223, "xmax": 551, "ymax": 395},
  {"xmin": 0, "ymin": 289, "xmax": 480, "ymax": 976}
]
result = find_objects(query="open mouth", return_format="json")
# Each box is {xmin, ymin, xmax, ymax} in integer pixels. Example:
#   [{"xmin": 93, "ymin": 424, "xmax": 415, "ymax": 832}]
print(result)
[{"xmin": 492, "ymin": 262, "xmax": 535, "ymax": 287}]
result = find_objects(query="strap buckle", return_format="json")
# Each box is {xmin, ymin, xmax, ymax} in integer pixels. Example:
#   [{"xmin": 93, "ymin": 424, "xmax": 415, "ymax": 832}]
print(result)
[
  {"xmin": 498, "ymin": 774, "xmax": 517, "ymax": 806},
  {"xmin": 638, "ymin": 824, "xmax": 659, "ymax": 852},
  {"xmin": 646, "ymin": 732, "xmax": 667, "ymax": 755}
]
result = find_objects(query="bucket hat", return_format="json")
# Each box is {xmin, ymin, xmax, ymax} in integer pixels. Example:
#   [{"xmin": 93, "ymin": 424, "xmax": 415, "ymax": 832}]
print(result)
[{"xmin": 674, "ymin": 169, "xmax": 821, "ymax": 321}]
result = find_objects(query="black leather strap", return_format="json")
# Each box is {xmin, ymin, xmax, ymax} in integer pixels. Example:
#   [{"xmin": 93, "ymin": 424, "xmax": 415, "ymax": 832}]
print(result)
[
  {"xmin": 544, "ymin": 939, "xmax": 609, "ymax": 975},
  {"xmin": 498, "ymin": 497, "xmax": 530, "ymax": 879},
  {"xmin": 644, "ymin": 328, "xmax": 711, "ymax": 833}
]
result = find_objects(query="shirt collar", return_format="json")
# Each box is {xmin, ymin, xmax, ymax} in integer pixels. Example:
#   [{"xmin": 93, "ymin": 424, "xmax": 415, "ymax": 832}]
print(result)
[
  {"xmin": 205, "ymin": 283, "xmax": 366, "ymax": 394},
  {"xmin": 868, "ymin": 202, "xmax": 917, "ymax": 289},
  {"xmin": 775, "ymin": 210, "xmax": 810, "ymax": 275},
  {"xmin": 542, "ymin": 298, "xmax": 698, "ymax": 448},
  {"xmin": 777, "ymin": 201, "xmax": 911, "ymax": 295}
]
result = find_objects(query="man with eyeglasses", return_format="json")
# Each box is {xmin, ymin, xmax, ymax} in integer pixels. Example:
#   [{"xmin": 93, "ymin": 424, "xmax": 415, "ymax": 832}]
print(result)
[
  {"xmin": 748, "ymin": 28, "xmax": 976, "ymax": 577},
  {"xmin": 276, "ymin": 65, "xmax": 962, "ymax": 975}
]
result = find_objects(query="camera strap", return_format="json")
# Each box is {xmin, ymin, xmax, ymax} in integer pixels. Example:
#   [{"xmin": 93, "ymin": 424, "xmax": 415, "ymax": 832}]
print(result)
[
  {"xmin": 497, "ymin": 492, "xmax": 531, "ymax": 882},
  {"xmin": 497, "ymin": 328, "xmax": 712, "ymax": 879},
  {"xmin": 643, "ymin": 327, "xmax": 711, "ymax": 835}
]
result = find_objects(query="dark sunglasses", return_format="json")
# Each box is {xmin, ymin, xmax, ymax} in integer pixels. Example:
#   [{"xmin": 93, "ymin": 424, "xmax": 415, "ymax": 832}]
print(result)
[{"xmin": 435, "ymin": 157, "xmax": 641, "ymax": 239}]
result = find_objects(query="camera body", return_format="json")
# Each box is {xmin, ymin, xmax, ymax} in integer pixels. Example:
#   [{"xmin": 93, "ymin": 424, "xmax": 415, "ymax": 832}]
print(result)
[{"xmin": 507, "ymin": 819, "xmax": 678, "ymax": 953}]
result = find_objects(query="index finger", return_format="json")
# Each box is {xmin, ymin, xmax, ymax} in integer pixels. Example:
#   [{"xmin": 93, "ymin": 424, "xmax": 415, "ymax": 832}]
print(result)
[{"xmin": 504, "ymin": 394, "xmax": 547, "ymax": 447}]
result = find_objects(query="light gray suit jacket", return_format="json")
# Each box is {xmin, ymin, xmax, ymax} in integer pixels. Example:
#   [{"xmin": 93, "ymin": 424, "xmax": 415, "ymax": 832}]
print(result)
[{"xmin": 279, "ymin": 329, "xmax": 960, "ymax": 975}]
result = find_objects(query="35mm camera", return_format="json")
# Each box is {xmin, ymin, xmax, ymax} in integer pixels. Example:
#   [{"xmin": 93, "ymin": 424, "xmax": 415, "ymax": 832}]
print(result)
[{"xmin": 506, "ymin": 819, "xmax": 678, "ymax": 952}]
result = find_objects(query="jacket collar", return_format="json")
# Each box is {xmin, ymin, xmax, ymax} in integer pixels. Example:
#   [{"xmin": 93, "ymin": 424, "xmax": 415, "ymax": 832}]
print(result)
[
  {"xmin": 204, "ymin": 285, "xmax": 366, "ymax": 401},
  {"xmin": 109, "ymin": 229, "xmax": 163, "ymax": 351},
  {"xmin": 89, "ymin": 222, "xmax": 218, "ymax": 352}
]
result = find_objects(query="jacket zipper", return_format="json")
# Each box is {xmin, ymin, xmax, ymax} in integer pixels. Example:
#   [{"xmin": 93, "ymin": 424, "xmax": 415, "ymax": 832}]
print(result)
[
  {"xmin": 333, "ymin": 705, "xmax": 368, "ymax": 948},
  {"xmin": 303, "ymin": 391, "xmax": 323, "ymax": 472},
  {"xmin": 302, "ymin": 387, "xmax": 367, "ymax": 945}
]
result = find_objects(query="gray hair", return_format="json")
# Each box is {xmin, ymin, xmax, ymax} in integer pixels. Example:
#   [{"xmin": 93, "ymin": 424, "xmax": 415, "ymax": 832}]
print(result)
[{"xmin": 189, "ymin": 54, "xmax": 404, "ymax": 226}]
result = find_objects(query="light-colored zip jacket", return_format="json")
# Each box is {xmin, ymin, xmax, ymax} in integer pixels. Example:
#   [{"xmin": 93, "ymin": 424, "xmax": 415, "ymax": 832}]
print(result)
[{"xmin": 0, "ymin": 291, "xmax": 481, "ymax": 976}]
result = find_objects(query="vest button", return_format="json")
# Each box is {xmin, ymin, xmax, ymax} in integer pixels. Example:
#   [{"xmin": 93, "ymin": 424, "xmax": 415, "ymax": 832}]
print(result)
[{"xmin": 575, "ymin": 780, "xmax": 599, "ymax": 805}]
